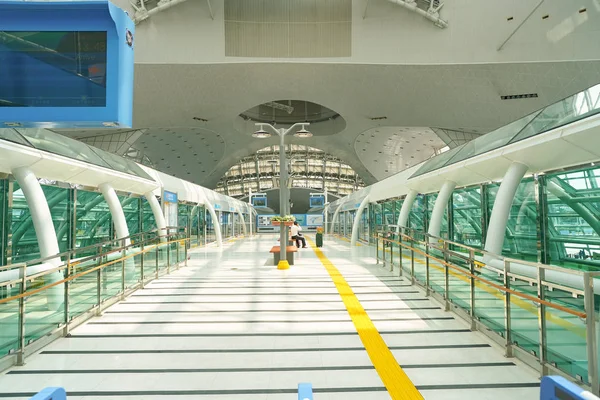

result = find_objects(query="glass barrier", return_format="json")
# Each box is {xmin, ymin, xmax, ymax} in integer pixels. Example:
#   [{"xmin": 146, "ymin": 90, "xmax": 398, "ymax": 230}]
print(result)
[
  {"xmin": 375, "ymin": 230, "xmax": 600, "ymax": 395},
  {"xmin": 411, "ymin": 83, "xmax": 600, "ymax": 179},
  {"xmin": 0, "ymin": 227, "xmax": 189, "ymax": 366},
  {"xmin": 0, "ymin": 128, "xmax": 153, "ymax": 181}
]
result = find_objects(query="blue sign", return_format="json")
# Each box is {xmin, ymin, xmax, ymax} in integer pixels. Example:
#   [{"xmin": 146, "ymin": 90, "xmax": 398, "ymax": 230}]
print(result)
[
  {"xmin": 214, "ymin": 204, "xmax": 221, "ymax": 210},
  {"xmin": 0, "ymin": 0, "xmax": 135, "ymax": 128},
  {"xmin": 163, "ymin": 190, "xmax": 177, "ymax": 203}
]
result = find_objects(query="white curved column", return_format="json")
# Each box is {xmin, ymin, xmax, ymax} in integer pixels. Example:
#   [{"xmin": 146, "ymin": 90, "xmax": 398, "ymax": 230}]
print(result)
[
  {"xmin": 329, "ymin": 201, "xmax": 346, "ymax": 234},
  {"xmin": 237, "ymin": 210, "xmax": 247, "ymax": 235},
  {"xmin": 144, "ymin": 192, "xmax": 167, "ymax": 242},
  {"xmin": 397, "ymin": 189, "xmax": 418, "ymax": 230},
  {"xmin": 205, "ymin": 202, "xmax": 223, "ymax": 247},
  {"xmin": 99, "ymin": 183, "xmax": 130, "ymax": 246},
  {"xmin": 427, "ymin": 181, "xmax": 456, "ymax": 242},
  {"xmin": 483, "ymin": 162, "xmax": 528, "ymax": 257},
  {"xmin": 12, "ymin": 167, "xmax": 63, "ymax": 310},
  {"xmin": 351, "ymin": 196, "xmax": 370, "ymax": 246},
  {"xmin": 99, "ymin": 183, "xmax": 135, "ymax": 280}
]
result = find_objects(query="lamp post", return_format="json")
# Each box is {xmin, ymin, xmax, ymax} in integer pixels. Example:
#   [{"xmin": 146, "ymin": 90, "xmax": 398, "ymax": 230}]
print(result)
[{"xmin": 253, "ymin": 122, "xmax": 312, "ymax": 270}]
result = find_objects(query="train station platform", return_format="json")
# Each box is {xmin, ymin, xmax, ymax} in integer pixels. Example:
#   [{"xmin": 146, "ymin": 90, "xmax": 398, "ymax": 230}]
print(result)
[{"xmin": 0, "ymin": 235, "xmax": 541, "ymax": 399}]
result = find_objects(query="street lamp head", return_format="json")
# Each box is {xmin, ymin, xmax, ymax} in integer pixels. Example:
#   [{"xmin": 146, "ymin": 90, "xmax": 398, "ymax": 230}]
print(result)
[
  {"xmin": 252, "ymin": 128, "xmax": 271, "ymax": 139},
  {"xmin": 294, "ymin": 127, "xmax": 313, "ymax": 138}
]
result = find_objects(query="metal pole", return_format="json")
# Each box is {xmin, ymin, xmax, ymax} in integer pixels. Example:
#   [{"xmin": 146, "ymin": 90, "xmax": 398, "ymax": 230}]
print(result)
[
  {"xmin": 469, "ymin": 249, "xmax": 476, "ymax": 331},
  {"xmin": 64, "ymin": 256, "xmax": 71, "ymax": 335},
  {"xmin": 583, "ymin": 273, "xmax": 599, "ymax": 394},
  {"xmin": 279, "ymin": 130, "xmax": 287, "ymax": 265},
  {"xmin": 376, "ymin": 234, "xmax": 379, "ymax": 264},
  {"xmin": 425, "ymin": 240, "xmax": 430, "ymax": 296},
  {"xmin": 140, "ymin": 233, "xmax": 145, "ymax": 288},
  {"xmin": 537, "ymin": 266, "xmax": 548, "ymax": 377},
  {"xmin": 398, "ymin": 231, "xmax": 403, "ymax": 277},
  {"xmin": 444, "ymin": 241, "xmax": 450, "ymax": 311},
  {"xmin": 17, "ymin": 264, "xmax": 26, "ymax": 366},
  {"xmin": 504, "ymin": 259, "xmax": 513, "ymax": 358}
]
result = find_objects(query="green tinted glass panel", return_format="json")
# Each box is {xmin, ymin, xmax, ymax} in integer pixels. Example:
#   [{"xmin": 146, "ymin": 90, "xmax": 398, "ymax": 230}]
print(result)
[
  {"xmin": 75, "ymin": 190, "xmax": 112, "ymax": 254},
  {"xmin": 11, "ymin": 183, "xmax": 70, "ymax": 263},
  {"xmin": 426, "ymin": 193, "xmax": 448, "ymax": 239},
  {"xmin": 408, "ymin": 195, "xmax": 425, "ymax": 231},
  {"xmin": 0, "ymin": 179, "xmax": 8, "ymax": 266},
  {"xmin": 546, "ymin": 166, "xmax": 600, "ymax": 272},
  {"xmin": 45, "ymin": 186, "xmax": 71, "ymax": 254},
  {"xmin": 383, "ymin": 201, "xmax": 394, "ymax": 227},
  {"xmin": 487, "ymin": 178, "xmax": 537, "ymax": 262},
  {"xmin": 452, "ymin": 186, "xmax": 482, "ymax": 248},
  {"xmin": 142, "ymin": 197, "xmax": 157, "ymax": 233},
  {"xmin": 119, "ymin": 196, "xmax": 140, "ymax": 237}
]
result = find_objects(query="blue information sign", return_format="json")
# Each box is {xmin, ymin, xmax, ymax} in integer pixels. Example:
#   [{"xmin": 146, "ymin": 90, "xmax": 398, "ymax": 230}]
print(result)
[{"xmin": 163, "ymin": 190, "xmax": 177, "ymax": 203}]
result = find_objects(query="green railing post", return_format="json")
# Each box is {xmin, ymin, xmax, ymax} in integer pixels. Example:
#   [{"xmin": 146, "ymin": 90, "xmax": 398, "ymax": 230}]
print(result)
[{"xmin": 504, "ymin": 259, "xmax": 513, "ymax": 358}]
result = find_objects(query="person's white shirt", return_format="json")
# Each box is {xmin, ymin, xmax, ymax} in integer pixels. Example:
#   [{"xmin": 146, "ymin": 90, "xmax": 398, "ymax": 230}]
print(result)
[{"xmin": 290, "ymin": 224, "xmax": 302, "ymax": 236}]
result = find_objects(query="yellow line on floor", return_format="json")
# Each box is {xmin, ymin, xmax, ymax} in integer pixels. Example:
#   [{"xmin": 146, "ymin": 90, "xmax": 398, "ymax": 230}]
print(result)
[{"xmin": 307, "ymin": 237, "xmax": 423, "ymax": 400}]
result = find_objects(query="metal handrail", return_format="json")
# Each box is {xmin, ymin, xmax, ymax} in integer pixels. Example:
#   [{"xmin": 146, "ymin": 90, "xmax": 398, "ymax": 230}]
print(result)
[
  {"xmin": 372, "ymin": 229, "xmax": 599, "ymax": 395},
  {"xmin": 379, "ymin": 234, "xmax": 586, "ymax": 318},
  {"xmin": 0, "ymin": 226, "xmax": 191, "ymax": 369},
  {"xmin": 0, "ymin": 238, "xmax": 184, "ymax": 305},
  {"xmin": 1, "ymin": 227, "xmax": 181, "ymax": 271}
]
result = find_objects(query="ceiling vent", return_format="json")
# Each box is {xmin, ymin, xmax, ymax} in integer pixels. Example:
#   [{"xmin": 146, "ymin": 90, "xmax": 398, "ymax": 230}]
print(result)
[{"xmin": 501, "ymin": 93, "xmax": 538, "ymax": 100}]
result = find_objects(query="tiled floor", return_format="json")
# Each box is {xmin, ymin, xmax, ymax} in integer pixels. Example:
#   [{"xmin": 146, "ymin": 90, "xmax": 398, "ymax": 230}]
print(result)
[{"xmin": 0, "ymin": 235, "xmax": 541, "ymax": 399}]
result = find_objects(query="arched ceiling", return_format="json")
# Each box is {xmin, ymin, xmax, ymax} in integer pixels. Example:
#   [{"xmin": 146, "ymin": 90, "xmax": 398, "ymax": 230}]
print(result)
[
  {"xmin": 53, "ymin": 0, "xmax": 600, "ymax": 189},
  {"xmin": 214, "ymin": 144, "xmax": 365, "ymax": 198}
]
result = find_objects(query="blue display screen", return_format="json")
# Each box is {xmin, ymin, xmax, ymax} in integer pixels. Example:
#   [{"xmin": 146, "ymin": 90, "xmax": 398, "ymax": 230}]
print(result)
[
  {"xmin": 0, "ymin": 31, "xmax": 107, "ymax": 107},
  {"xmin": 252, "ymin": 197, "xmax": 267, "ymax": 207},
  {"xmin": 310, "ymin": 196, "xmax": 325, "ymax": 208}
]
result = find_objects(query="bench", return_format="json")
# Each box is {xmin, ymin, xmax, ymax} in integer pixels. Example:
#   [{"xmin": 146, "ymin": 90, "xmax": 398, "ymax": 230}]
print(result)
[{"xmin": 270, "ymin": 246, "xmax": 298, "ymax": 265}]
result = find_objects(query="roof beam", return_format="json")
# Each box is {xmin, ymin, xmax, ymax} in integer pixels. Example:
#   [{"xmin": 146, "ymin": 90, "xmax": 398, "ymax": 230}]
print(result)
[{"xmin": 385, "ymin": 0, "xmax": 448, "ymax": 29}]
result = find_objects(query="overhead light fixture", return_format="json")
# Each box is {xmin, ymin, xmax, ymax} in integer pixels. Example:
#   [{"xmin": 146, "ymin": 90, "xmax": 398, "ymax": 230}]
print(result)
[
  {"xmin": 294, "ymin": 127, "xmax": 313, "ymax": 138},
  {"xmin": 252, "ymin": 128, "xmax": 271, "ymax": 138}
]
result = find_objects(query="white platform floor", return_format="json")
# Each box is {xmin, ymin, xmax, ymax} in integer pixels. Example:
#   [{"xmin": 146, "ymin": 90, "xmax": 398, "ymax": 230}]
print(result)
[{"xmin": 0, "ymin": 235, "xmax": 541, "ymax": 399}]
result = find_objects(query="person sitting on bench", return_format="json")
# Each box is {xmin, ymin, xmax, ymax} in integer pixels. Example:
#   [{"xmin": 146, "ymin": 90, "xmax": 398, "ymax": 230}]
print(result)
[{"xmin": 290, "ymin": 221, "xmax": 307, "ymax": 248}]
